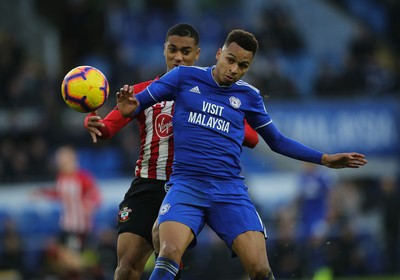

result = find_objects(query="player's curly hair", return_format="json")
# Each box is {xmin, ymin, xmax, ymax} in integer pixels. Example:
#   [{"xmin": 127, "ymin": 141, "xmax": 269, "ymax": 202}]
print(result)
[
  {"xmin": 224, "ymin": 29, "xmax": 258, "ymax": 56},
  {"xmin": 166, "ymin": 23, "xmax": 200, "ymax": 45}
]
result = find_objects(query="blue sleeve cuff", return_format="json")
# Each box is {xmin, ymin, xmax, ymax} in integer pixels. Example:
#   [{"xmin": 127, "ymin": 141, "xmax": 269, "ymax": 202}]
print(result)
[{"xmin": 131, "ymin": 89, "xmax": 159, "ymax": 117}]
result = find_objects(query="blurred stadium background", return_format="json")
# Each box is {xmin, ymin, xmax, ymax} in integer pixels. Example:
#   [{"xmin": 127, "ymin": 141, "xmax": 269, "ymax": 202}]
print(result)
[{"xmin": 0, "ymin": 0, "xmax": 399, "ymax": 279}]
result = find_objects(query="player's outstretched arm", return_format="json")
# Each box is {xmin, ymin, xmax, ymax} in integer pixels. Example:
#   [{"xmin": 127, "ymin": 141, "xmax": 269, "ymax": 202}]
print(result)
[
  {"xmin": 84, "ymin": 107, "xmax": 134, "ymax": 142},
  {"xmin": 321, "ymin": 153, "xmax": 367, "ymax": 169},
  {"xmin": 258, "ymin": 122, "xmax": 368, "ymax": 168},
  {"xmin": 117, "ymin": 84, "xmax": 139, "ymax": 117}
]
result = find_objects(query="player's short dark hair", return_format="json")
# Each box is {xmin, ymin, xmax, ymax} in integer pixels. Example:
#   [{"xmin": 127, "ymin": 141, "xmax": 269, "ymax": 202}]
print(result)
[
  {"xmin": 224, "ymin": 29, "xmax": 258, "ymax": 56},
  {"xmin": 166, "ymin": 23, "xmax": 200, "ymax": 45}
]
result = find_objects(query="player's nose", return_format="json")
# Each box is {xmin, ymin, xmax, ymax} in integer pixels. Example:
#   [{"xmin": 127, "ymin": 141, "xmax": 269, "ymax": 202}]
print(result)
[
  {"xmin": 174, "ymin": 51, "xmax": 184, "ymax": 61},
  {"xmin": 230, "ymin": 63, "xmax": 239, "ymax": 74}
]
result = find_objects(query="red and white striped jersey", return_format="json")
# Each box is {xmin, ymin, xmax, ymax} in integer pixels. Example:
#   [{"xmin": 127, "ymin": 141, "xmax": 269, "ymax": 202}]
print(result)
[
  {"xmin": 134, "ymin": 99, "xmax": 174, "ymax": 180},
  {"xmin": 99, "ymin": 78, "xmax": 174, "ymax": 181},
  {"xmin": 55, "ymin": 170, "xmax": 101, "ymax": 234}
]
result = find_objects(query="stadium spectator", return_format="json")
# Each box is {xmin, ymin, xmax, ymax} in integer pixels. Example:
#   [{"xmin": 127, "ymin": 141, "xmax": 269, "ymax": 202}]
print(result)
[
  {"xmin": 0, "ymin": 217, "xmax": 26, "ymax": 279},
  {"xmin": 379, "ymin": 176, "xmax": 400, "ymax": 274}
]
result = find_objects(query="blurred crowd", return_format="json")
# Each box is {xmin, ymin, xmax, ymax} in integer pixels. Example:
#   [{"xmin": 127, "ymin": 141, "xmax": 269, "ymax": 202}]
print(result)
[
  {"xmin": 266, "ymin": 166, "xmax": 400, "ymax": 278},
  {"xmin": 0, "ymin": 166, "xmax": 399, "ymax": 279},
  {"xmin": 0, "ymin": 0, "xmax": 399, "ymax": 279},
  {"xmin": 0, "ymin": 0, "xmax": 399, "ymax": 183}
]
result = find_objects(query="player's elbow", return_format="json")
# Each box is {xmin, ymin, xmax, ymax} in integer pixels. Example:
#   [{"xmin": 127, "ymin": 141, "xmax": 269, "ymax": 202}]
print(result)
[
  {"xmin": 243, "ymin": 123, "xmax": 259, "ymax": 148},
  {"xmin": 242, "ymin": 135, "xmax": 259, "ymax": 149}
]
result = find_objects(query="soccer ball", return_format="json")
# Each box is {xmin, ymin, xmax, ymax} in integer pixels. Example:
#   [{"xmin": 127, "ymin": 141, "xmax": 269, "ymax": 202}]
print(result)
[{"xmin": 61, "ymin": 66, "xmax": 110, "ymax": 113}]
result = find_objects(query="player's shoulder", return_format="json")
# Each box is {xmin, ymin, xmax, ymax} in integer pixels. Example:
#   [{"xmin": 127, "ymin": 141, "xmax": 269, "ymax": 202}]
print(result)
[
  {"xmin": 177, "ymin": 65, "xmax": 208, "ymax": 73},
  {"xmin": 235, "ymin": 79, "xmax": 260, "ymax": 95},
  {"xmin": 77, "ymin": 169, "xmax": 94, "ymax": 179},
  {"xmin": 133, "ymin": 78, "xmax": 157, "ymax": 93},
  {"xmin": 175, "ymin": 66, "xmax": 210, "ymax": 82}
]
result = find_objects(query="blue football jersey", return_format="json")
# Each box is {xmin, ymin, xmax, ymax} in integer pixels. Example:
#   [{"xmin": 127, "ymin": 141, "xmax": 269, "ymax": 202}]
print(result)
[{"xmin": 137, "ymin": 65, "xmax": 272, "ymax": 180}]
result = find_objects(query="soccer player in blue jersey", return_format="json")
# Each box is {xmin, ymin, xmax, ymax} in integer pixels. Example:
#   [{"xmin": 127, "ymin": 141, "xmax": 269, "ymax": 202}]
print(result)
[
  {"xmin": 116, "ymin": 29, "xmax": 368, "ymax": 280},
  {"xmin": 86, "ymin": 24, "xmax": 258, "ymax": 280}
]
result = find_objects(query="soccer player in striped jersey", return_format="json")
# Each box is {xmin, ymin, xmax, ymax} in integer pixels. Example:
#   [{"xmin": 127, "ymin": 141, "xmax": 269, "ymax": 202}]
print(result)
[
  {"xmin": 84, "ymin": 24, "xmax": 259, "ymax": 280},
  {"xmin": 116, "ymin": 29, "xmax": 368, "ymax": 280},
  {"xmin": 35, "ymin": 146, "xmax": 102, "ymax": 252}
]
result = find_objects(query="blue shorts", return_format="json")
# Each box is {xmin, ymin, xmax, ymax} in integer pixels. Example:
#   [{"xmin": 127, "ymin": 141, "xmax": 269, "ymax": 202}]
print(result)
[{"xmin": 158, "ymin": 178, "xmax": 267, "ymax": 255}]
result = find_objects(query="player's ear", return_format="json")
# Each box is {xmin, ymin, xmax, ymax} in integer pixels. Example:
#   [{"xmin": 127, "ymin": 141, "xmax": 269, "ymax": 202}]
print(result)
[
  {"xmin": 163, "ymin": 42, "xmax": 168, "ymax": 57},
  {"xmin": 195, "ymin": 48, "xmax": 201, "ymax": 61},
  {"xmin": 216, "ymin": 48, "xmax": 222, "ymax": 60}
]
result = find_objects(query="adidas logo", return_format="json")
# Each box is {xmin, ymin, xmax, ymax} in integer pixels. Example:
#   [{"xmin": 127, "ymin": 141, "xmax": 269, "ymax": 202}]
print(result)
[{"xmin": 189, "ymin": 86, "xmax": 201, "ymax": 94}]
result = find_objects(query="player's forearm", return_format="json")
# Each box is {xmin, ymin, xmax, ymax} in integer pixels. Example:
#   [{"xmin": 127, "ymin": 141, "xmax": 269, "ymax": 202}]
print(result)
[
  {"xmin": 100, "ymin": 108, "xmax": 132, "ymax": 139},
  {"xmin": 270, "ymin": 135, "xmax": 323, "ymax": 164},
  {"xmin": 258, "ymin": 123, "xmax": 323, "ymax": 164}
]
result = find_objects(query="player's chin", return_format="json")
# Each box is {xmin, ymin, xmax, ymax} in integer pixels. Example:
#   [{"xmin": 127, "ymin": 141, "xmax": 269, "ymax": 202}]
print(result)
[{"xmin": 222, "ymin": 80, "xmax": 235, "ymax": 86}]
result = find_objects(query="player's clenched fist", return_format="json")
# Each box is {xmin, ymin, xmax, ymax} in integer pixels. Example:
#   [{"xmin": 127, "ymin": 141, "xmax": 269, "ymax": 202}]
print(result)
[{"xmin": 117, "ymin": 85, "xmax": 139, "ymax": 117}]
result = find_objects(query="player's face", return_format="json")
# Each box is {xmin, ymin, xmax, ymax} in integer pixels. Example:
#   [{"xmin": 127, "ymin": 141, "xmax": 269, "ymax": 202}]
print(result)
[
  {"xmin": 213, "ymin": 42, "xmax": 253, "ymax": 86},
  {"xmin": 55, "ymin": 148, "xmax": 78, "ymax": 174},
  {"xmin": 164, "ymin": 35, "xmax": 200, "ymax": 71}
]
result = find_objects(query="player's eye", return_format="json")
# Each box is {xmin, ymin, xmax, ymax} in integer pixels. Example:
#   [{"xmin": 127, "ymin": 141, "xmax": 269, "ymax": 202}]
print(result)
[
  {"xmin": 168, "ymin": 47, "xmax": 177, "ymax": 53},
  {"xmin": 179, "ymin": 48, "xmax": 192, "ymax": 56},
  {"xmin": 239, "ymin": 63, "xmax": 249, "ymax": 69}
]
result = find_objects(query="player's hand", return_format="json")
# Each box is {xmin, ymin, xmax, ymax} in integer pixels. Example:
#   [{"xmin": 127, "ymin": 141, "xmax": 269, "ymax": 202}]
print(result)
[
  {"xmin": 321, "ymin": 152, "xmax": 368, "ymax": 169},
  {"xmin": 117, "ymin": 85, "xmax": 139, "ymax": 117},
  {"xmin": 84, "ymin": 111, "xmax": 104, "ymax": 143}
]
